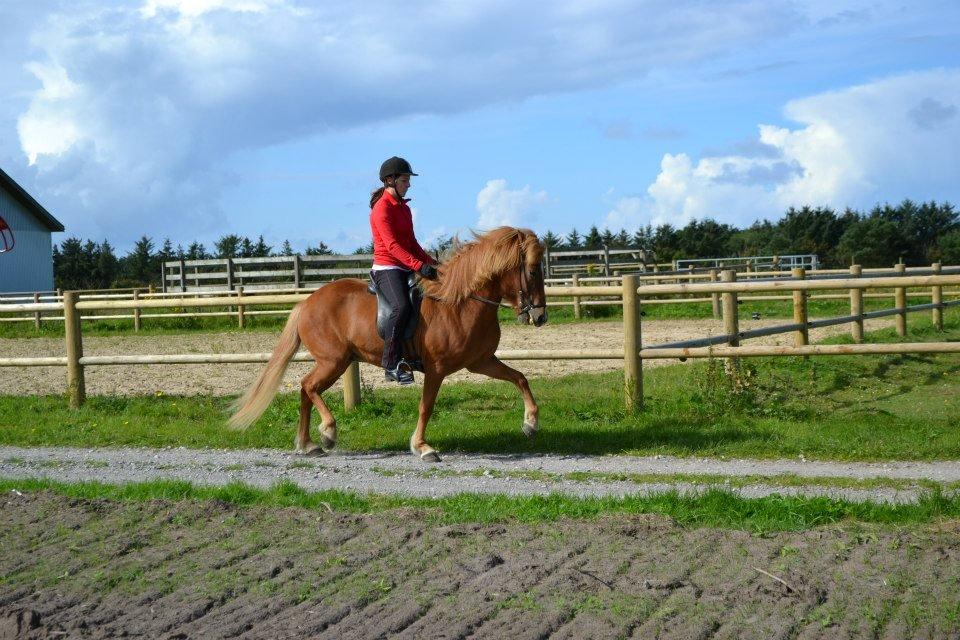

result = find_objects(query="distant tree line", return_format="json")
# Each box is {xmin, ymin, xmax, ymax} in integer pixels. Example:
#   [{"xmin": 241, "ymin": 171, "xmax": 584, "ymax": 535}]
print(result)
[
  {"xmin": 52, "ymin": 200, "xmax": 959, "ymax": 290},
  {"xmin": 541, "ymin": 200, "xmax": 959, "ymax": 268},
  {"xmin": 52, "ymin": 234, "xmax": 334, "ymax": 290}
]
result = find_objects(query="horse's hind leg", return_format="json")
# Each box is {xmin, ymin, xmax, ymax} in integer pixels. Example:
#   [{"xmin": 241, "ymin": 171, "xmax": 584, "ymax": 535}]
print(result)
[
  {"xmin": 296, "ymin": 359, "xmax": 349, "ymax": 455},
  {"xmin": 467, "ymin": 356, "xmax": 539, "ymax": 439}
]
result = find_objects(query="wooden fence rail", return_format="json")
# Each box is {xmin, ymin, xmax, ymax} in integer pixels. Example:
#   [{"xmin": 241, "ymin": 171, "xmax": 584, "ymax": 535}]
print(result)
[{"xmin": 2, "ymin": 269, "xmax": 960, "ymax": 411}]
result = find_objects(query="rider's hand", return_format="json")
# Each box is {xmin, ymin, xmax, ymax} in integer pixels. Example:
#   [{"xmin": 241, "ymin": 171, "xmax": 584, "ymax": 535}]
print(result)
[{"xmin": 419, "ymin": 263, "xmax": 438, "ymax": 280}]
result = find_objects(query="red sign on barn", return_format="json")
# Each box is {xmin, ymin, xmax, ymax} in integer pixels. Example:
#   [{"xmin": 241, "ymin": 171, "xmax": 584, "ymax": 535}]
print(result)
[{"xmin": 0, "ymin": 216, "xmax": 14, "ymax": 252}]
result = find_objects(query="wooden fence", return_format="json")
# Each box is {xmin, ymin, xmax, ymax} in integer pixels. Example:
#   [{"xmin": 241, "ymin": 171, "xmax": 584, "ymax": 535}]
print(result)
[
  {"xmin": 3, "ymin": 270, "xmax": 960, "ymax": 412},
  {"xmin": 160, "ymin": 247, "xmax": 817, "ymax": 289},
  {"xmin": 5, "ymin": 263, "xmax": 958, "ymax": 328}
]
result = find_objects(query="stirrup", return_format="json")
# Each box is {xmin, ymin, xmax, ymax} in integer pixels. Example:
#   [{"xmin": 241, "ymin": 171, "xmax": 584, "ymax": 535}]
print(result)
[{"xmin": 385, "ymin": 361, "xmax": 414, "ymax": 385}]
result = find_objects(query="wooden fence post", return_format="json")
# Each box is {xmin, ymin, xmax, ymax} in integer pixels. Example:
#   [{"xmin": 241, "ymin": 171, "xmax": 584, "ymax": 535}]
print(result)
[
  {"xmin": 850, "ymin": 265, "xmax": 864, "ymax": 343},
  {"xmin": 226, "ymin": 258, "xmax": 235, "ymax": 291},
  {"xmin": 932, "ymin": 262, "xmax": 943, "ymax": 331},
  {"xmin": 894, "ymin": 262, "xmax": 907, "ymax": 337},
  {"xmin": 543, "ymin": 244, "xmax": 551, "ymax": 278},
  {"xmin": 721, "ymin": 270, "xmax": 740, "ymax": 376},
  {"xmin": 602, "ymin": 245, "xmax": 611, "ymax": 277},
  {"xmin": 33, "ymin": 292, "xmax": 41, "ymax": 330},
  {"xmin": 572, "ymin": 273, "xmax": 582, "ymax": 320},
  {"xmin": 237, "ymin": 286, "xmax": 246, "ymax": 329},
  {"xmin": 63, "ymin": 291, "xmax": 85, "ymax": 408},
  {"xmin": 709, "ymin": 269, "xmax": 720, "ymax": 319},
  {"xmin": 293, "ymin": 255, "xmax": 302, "ymax": 289},
  {"xmin": 622, "ymin": 275, "xmax": 642, "ymax": 411},
  {"xmin": 721, "ymin": 270, "xmax": 739, "ymax": 346},
  {"xmin": 343, "ymin": 361, "xmax": 361, "ymax": 411},
  {"xmin": 179, "ymin": 258, "xmax": 187, "ymax": 292},
  {"xmin": 133, "ymin": 290, "xmax": 141, "ymax": 331},
  {"xmin": 792, "ymin": 268, "xmax": 809, "ymax": 346}
]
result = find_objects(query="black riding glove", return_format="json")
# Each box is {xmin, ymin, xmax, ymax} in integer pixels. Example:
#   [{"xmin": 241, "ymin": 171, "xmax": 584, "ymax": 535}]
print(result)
[{"xmin": 419, "ymin": 264, "xmax": 438, "ymax": 280}]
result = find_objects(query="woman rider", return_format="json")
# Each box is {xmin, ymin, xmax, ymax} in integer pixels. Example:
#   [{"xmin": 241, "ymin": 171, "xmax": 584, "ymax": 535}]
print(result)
[{"xmin": 369, "ymin": 156, "xmax": 438, "ymax": 384}]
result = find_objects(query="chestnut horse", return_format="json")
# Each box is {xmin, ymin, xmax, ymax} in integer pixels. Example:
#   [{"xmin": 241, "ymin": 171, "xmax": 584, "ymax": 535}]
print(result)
[{"xmin": 229, "ymin": 226, "xmax": 547, "ymax": 462}]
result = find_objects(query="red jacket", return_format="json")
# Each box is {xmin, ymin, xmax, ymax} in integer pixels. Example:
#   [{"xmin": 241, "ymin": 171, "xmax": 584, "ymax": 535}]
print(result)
[{"xmin": 370, "ymin": 190, "xmax": 436, "ymax": 271}]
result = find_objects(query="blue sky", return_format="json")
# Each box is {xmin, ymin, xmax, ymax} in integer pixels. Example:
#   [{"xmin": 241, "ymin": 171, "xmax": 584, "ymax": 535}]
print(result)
[{"xmin": 1, "ymin": 0, "xmax": 958, "ymax": 254}]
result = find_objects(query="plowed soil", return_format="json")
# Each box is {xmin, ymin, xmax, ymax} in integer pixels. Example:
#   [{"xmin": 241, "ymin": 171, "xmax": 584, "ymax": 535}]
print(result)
[
  {"xmin": 0, "ymin": 318, "xmax": 888, "ymax": 396},
  {"xmin": 2, "ymin": 491, "xmax": 959, "ymax": 639}
]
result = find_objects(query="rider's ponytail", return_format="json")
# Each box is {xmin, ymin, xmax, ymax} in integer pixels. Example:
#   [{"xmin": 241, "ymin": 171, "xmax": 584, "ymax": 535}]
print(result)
[{"xmin": 370, "ymin": 186, "xmax": 386, "ymax": 209}]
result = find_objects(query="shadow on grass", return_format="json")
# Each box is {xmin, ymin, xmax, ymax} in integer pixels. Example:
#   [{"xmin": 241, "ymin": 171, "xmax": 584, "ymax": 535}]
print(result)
[{"xmin": 426, "ymin": 417, "xmax": 759, "ymax": 457}]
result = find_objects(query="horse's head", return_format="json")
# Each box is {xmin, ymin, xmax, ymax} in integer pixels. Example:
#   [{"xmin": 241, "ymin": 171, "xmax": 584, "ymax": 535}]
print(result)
[
  {"xmin": 424, "ymin": 227, "xmax": 548, "ymax": 326},
  {"xmin": 505, "ymin": 229, "xmax": 547, "ymax": 327}
]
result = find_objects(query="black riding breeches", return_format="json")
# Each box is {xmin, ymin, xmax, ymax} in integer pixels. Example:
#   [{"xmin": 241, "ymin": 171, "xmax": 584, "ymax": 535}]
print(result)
[{"xmin": 371, "ymin": 268, "xmax": 413, "ymax": 370}]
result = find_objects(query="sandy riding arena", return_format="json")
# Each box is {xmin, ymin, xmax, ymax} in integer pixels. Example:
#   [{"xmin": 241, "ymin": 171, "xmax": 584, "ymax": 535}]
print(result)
[{"xmin": 0, "ymin": 318, "xmax": 886, "ymax": 397}]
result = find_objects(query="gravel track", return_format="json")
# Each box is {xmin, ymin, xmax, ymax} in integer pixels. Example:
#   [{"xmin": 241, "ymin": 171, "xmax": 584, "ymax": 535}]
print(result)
[
  {"xmin": 3, "ymin": 446, "xmax": 957, "ymax": 504},
  {"xmin": 0, "ymin": 318, "xmax": 890, "ymax": 396}
]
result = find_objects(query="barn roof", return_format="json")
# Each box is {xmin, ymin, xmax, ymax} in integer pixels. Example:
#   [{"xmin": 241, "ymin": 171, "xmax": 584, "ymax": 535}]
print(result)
[{"xmin": 0, "ymin": 166, "xmax": 64, "ymax": 232}]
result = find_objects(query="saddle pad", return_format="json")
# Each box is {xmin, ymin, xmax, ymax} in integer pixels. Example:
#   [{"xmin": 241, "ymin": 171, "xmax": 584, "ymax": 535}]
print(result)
[{"xmin": 368, "ymin": 273, "xmax": 423, "ymax": 340}]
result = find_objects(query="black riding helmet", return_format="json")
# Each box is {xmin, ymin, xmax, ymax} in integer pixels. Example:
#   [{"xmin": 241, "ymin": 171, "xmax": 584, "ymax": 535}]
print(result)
[{"xmin": 379, "ymin": 156, "xmax": 418, "ymax": 182}]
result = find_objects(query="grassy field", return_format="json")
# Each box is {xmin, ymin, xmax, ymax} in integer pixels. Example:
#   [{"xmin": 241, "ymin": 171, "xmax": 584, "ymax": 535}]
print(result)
[{"xmin": 2, "ymin": 316, "xmax": 958, "ymax": 461}]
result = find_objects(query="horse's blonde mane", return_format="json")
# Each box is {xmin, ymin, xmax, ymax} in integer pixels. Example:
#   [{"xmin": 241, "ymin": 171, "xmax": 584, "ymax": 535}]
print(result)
[{"xmin": 421, "ymin": 227, "xmax": 542, "ymax": 304}]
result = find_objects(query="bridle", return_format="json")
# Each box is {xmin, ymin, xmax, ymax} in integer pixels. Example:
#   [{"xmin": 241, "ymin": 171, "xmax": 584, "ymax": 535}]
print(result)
[{"xmin": 469, "ymin": 247, "xmax": 547, "ymax": 323}]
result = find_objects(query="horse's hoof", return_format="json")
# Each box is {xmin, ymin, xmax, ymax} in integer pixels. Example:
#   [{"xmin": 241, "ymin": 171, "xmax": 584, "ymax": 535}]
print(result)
[
  {"xmin": 420, "ymin": 450, "xmax": 442, "ymax": 463},
  {"xmin": 296, "ymin": 444, "xmax": 327, "ymax": 457},
  {"xmin": 522, "ymin": 421, "xmax": 538, "ymax": 439},
  {"xmin": 320, "ymin": 431, "xmax": 337, "ymax": 451}
]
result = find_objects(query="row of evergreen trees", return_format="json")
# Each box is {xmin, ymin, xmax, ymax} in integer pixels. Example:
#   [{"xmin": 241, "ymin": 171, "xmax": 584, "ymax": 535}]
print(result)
[
  {"xmin": 53, "ymin": 234, "xmax": 335, "ymax": 290},
  {"xmin": 544, "ymin": 201, "xmax": 959, "ymax": 268},
  {"xmin": 53, "ymin": 200, "xmax": 957, "ymax": 290}
]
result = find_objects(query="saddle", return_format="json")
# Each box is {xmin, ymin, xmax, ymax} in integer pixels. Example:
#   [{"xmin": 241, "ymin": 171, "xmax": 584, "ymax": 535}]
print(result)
[{"xmin": 367, "ymin": 274, "xmax": 424, "ymax": 371}]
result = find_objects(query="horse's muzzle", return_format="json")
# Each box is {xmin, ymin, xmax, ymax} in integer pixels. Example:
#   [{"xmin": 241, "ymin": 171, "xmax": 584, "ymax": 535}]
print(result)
[{"xmin": 531, "ymin": 309, "xmax": 548, "ymax": 327}]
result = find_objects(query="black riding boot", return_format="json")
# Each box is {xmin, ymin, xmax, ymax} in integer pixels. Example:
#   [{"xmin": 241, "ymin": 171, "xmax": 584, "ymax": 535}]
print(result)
[{"xmin": 371, "ymin": 269, "xmax": 415, "ymax": 384}]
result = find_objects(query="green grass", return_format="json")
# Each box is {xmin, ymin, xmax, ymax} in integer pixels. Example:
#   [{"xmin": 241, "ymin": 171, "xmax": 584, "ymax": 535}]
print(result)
[{"xmin": 2, "ymin": 477, "xmax": 959, "ymax": 532}]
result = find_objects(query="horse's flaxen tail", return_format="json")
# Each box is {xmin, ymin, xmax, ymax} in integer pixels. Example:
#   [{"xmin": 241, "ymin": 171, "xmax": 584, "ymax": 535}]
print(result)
[{"xmin": 228, "ymin": 303, "xmax": 303, "ymax": 430}]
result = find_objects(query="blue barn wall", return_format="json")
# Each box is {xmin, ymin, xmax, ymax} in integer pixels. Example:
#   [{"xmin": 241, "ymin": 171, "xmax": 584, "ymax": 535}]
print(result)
[{"xmin": 0, "ymin": 187, "xmax": 55, "ymax": 294}]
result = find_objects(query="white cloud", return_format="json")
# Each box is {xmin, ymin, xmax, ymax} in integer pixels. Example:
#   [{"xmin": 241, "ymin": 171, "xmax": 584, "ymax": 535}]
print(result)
[
  {"xmin": 140, "ymin": 0, "xmax": 275, "ymax": 19},
  {"xmin": 6, "ymin": 0, "xmax": 805, "ymax": 243},
  {"xmin": 476, "ymin": 179, "xmax": 548, "ymax": 229},
  {"xmin": 604, "ymin": 68, "xmax": 960, "ymax": 231}
]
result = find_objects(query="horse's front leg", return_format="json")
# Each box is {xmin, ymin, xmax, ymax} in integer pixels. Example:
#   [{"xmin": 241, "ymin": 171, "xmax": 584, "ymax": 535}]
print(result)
[
  {"xmin": 467, "ymin": 356, "xmax": 539, "ymax": 439},
  {"xmin": 411, "ymin": 373, "xmax": 443, "ymax": 463}
]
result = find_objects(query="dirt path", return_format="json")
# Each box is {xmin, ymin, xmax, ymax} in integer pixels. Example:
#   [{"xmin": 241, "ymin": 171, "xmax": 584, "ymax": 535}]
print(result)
[
  {"xmin": 0, "ymin": 318, "xmax": 889, "ymax": 397},
  {"xmin": 2, "ymin": 491, "xmax": 959, "ymax": 639}
]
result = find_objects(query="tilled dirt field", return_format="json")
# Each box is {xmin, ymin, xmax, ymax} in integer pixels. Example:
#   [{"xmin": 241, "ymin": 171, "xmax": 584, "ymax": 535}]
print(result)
[
  {"xmin": 2, "ymin": 491, "xmax": 959, "ymax": 639},
  {"xmin": 0, "ymin": 318, "xmax": 888, "ymax": 396}
]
